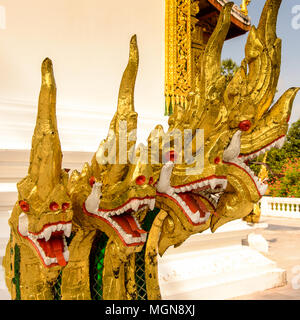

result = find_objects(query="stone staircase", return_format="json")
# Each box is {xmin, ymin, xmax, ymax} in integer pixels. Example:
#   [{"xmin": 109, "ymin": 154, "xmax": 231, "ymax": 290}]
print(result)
[{"xmin": 158, "ymin": 221, "xmax": 287, "ymax": 300}]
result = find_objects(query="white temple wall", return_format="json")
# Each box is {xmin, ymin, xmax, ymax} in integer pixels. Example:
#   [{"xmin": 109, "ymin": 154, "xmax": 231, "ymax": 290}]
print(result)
[{"xmin": 0, "ymin": 0, "xmax": 167, "ymax": 151}]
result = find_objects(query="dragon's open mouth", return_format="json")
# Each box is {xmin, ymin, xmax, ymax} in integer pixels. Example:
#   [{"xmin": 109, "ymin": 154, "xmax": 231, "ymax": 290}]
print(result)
[
  {"xmin": 83, "ymin": 197, "xmax": 155, "ymax": 246},
  {"xmin": 156, "ymin": 163, "xmax": 228, "ymax": 225},
  {"xmin": 223, "ymin": 132, "xmax": 286, "ymax": 196},
  {"xmin": 18, "ymin": 215, "xmax": 72, "ymax": 268}
]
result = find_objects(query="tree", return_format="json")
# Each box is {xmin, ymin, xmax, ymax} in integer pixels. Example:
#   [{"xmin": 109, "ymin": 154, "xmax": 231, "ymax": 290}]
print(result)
[
  {"xmin": 249, "ymin": 118, "xmax": 300, "ymax": 197},
  {"xmin": 221, "ymin": 58, "xmax": 239, "ymax": 85},
  {"xmin": 268, "ymin": 158, "xmax": 300, "ymax": 198},
  {"xmin": 266, "ymin": 118, "xmax": 300, "ymax": 180}
]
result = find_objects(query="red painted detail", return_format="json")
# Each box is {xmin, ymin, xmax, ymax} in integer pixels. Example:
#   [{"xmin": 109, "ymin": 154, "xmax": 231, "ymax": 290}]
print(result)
[
  {"xmin": 177, "ymin": 193, "xmax": 209, "ymax": 216},
  {"xmin": 136, "ymin": 175, "xmax": 146, "ymax": 185},
  {"xmin": 164, "ymin": 150, "xmax": 178, "ymax": 162},
  {"xmin": 156, "ymin": 193, "xmax": 211, "ymax": 226},
  {"xmin": 82, "ymin": 204, "xmax": 145, "ymax": 247},
  {"xmin": 149, "ymin": 177, "xmax": 154, "ymax": 185},
  {"xmin": 18, "ymin": 229, "xmax": 68, "ymax": 268},
  {"xmin": 111, "ymin": 215, "xmax": 140, "ymax": 237},
  {"xmin": 89, "ymin": 176, "xmax": 96, "ymax": 187},
  {"xmin": 239, "ymin": 120, "xmax": 252, "ymax": 131},
  {"xmin": 214, "ymin": 157, "xmax": 221, "ymax": 164},
  {"xmin": 37, "ymin": 231, "xmax": 67, "ymax": 266},
  {"xmin": 19, "ymin": 200, "xmax": 30, "ymax": 212},
  {"xmin": 177, "ymin": 193, "xmax": 199, "ymax": 214},
  {"xmin": 18, "ymin": 231, "xmax": 56, "ymax": 268},
  {"xmin": 49, "ymin": 202, "xmax": 59, "ymax": 211},
  {"xmin": 62, "ymin": 203, "xmax": 70, "ymax": 211}
]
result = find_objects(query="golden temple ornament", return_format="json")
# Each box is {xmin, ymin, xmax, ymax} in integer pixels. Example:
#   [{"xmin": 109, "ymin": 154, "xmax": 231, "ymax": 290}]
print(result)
[
  {"xmin": 2, "ymin": 0, "xmax": 299, "ymax": 300},
  {"xmin": 241, "ymin": 0, "xmax": 251, "ymax": 16}
]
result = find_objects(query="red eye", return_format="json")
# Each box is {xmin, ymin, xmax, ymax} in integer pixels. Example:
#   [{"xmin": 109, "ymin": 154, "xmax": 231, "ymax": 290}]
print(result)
[
  {"xmin": 49, "ymin": 202, "xmax": 59, "ymax": 211},
  {"xmin": 164, "ymin": 150, "xmax": 178, "ymax": 162},
  {"xmin": 149, "ymin": 177, "xmax": 154, "ymax": 185},
  {"xmin": 62, "ymin": 203, "xmax": 70, "ymax": 211},
  {"xmin": 239, "ymin": 120, "xmax": 251, "ymax": 131},
  {"xmin": 136, "ymin": 175, "xmax": 146, "ymax": 185},
  {"xmin": 19, "ymin": 200, "xmax": 30, "ymax": 212},
  {"xmin": 214, "ymin": 157, "xmax": 221, "ymax": 164},
  {"xmin": 89, "ymin": 176, "xmax": 96, "ymax": 187}
]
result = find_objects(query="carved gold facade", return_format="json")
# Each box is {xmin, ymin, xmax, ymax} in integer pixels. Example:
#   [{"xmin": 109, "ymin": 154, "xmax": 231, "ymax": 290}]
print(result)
[
  {"xmin": 165, "ymin": 0, "xmax": 193, "ymax": 115},
  {"xmin": 2, "ymin": 0, "xmax": 299, "ymax": 300},
  {"xmin": 164, "ymin": 0, "xmax": 251, "ymax": 115}
]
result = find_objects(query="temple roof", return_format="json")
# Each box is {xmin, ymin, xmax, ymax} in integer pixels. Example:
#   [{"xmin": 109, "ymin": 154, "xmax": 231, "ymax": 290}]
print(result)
[{"xmin": 196, "ymin": 0, "xmax": 251, "ymax": 40}]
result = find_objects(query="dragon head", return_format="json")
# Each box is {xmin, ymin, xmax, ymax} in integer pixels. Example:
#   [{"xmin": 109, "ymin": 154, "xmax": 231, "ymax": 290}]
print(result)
[
  {"xmin": 69, "ymin": 36, "xmax": 156, "ymax": 248},
  {"xmin": 10, "ymin": 58, "xmax": 73, "ymax": 268},
  {"xmin": 152, "ymin": 0, "xmax": 298, "ymax": 252},
  {"xmin": 211, "ymin": 0, "xmax": 299, "ymax": 231}
]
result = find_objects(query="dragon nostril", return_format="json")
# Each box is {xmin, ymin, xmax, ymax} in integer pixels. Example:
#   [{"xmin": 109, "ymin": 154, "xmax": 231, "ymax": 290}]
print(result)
[
  {"xmin": 19, "ymin": 200, "xmax": 30, "ymax": 212},
  {"xmin": 149, "ymin": 177, "xmax": 154, "ymax": 185},
  {"xmin": 239, "ymin": 120, "xmax": 252, "ymax": 131},
  {"xmin": 49, "ymin": 202, "xmax": 59, "ymax": 211},
  {"xmin": 136, "ymin": 175, "xmax": 146, "ymax": 185}
]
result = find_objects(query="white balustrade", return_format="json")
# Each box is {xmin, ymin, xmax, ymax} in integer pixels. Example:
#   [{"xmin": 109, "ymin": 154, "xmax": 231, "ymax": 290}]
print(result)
[{"xmin": 260, "ymin": 196, "xmax": 300, "ymax": 218}]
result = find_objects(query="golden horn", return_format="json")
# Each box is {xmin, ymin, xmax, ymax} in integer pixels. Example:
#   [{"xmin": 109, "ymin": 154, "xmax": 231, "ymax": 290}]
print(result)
[
  {"xmin": 116, "ymin": 34, "xmax": 139, "ymax": 116},
  {"xmin": 28, "ymin": 58, "xmax": 62, "ymax": 201}
]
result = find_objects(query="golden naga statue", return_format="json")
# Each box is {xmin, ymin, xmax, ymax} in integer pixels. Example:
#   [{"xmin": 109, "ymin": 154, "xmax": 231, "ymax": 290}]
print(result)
[{"xmin": 2, "ymin": 0, "xmax": 299, "ymax": 300}]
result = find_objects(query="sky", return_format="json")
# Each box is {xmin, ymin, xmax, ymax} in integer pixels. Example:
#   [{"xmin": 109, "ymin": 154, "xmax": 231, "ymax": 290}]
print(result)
[{"xmin": 222, "ymin": 1, "xmax": 300, "ymax": 125}]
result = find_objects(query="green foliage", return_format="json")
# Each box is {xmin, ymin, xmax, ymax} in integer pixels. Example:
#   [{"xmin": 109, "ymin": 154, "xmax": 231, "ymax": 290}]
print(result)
[
  {"xmin": 249, "ymin": 154, "xmax": 266, "ymax": 176},
  {"xmin": 249, "ymin": 118, "xmax": 300, "ymax": 197},
  {"xmin": 221, "ymin": 58, "xmax": 239, "ymax": 85},
  {"xmin": 283, "ymin": 119, "xmax": 300, "ymax": 159},
  {"xmin": 268, "ymin": 158, "xmax": 300, "ymax": 197},
  {"xmin": 267, "ymin": 118, "xmax": 300, "ymax": 182}
]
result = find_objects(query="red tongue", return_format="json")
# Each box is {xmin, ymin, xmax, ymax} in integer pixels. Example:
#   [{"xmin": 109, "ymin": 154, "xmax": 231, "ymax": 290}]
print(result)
[
  {"xmin": 124, "ymin": 215, "xmax": 147, "ymax": 234},
  {"xmin": 111, "ymin": 214, "xmax": 145, "ymax": 237},
  {"xmin": 178, "ymin": 193, "xmax": 208, "ymax": 217},
  {"xmin": 178, "ymin": 193, "xmax": 199, "ymax": 214},
  {"xmin": 51, "ymin": 238, "xmax": 67, "ymax": 266},
  {"xmin": 192, "ymin": 194, "xmax": 209, "ymax": 215},
  {"xmin": 38, "ymin": 232, "xmax": 67, "ymax": 266}
]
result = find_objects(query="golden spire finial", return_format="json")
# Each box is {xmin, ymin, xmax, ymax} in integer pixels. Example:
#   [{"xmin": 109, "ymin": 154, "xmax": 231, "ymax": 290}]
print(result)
[{"xmin": 241, "ymin": 0, "xmax": 251, "ymax": 16}]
